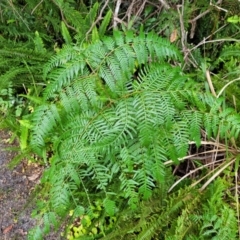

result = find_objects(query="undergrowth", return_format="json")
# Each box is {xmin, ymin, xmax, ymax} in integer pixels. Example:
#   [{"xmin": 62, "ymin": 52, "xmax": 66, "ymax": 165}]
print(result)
[
  {"xmin": 0, "ymin": 1, "xmax": 240, "ymax": 239},
  {"xmin": 25, "ymin": 30, "xmax": 240, "ymax": 239}
]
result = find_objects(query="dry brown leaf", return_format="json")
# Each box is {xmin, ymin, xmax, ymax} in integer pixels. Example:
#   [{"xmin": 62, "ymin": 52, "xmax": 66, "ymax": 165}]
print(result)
[
  {"xmin": 16, "ymin": 228, "xmax": 27, "ymax": 235},
  {"xmin": 170, "ymin": 29, "xmax": 178, "ymax": 43},
  {"xmin": 2, "ymin": 224, "xmax": 13, "ymax": 234},
  {"xmin": 27, "ymin": 170, "xmax": 42, "ymax": 181}
]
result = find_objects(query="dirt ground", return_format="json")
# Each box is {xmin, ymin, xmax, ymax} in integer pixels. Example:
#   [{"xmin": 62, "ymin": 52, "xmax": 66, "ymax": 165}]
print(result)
[{"xmin": 0, "ymin": 132, "xmax": 61, "ymax": 240}]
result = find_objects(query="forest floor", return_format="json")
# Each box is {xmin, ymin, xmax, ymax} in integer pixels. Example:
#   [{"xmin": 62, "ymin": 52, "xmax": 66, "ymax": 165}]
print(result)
[{"xmin": 0, "ymin": 131, "xmax": 61, "ymax": 240}]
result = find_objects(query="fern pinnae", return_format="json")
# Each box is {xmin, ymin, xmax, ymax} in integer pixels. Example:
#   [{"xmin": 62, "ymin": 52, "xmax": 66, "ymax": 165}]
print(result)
[
  {"xmin": 0, "ymin": 68, "xmax": 27, "ymax": 88},
  {"xmin": 30, "ymin": 104, "xmax": 61, "ymax": 155},
  {"xmin": 223, "ymin": 110, "xmax": 240, "ymax": 139},
  {"xmin": 181, "ymin": 110, "xmax": 202, "ymax": 147},
  {"xmin": 84, "ymin": 2, "xmax": 99, "ymax": 27},
  {"xmin": 44, "ymin": 59, "xmax": 87, "ymax": 99},
  {"xmin": 28, "ymin": 29, "xmax": 240, "ymax": 239},
  {"xmin": 43, "ymin": 45, "xmax": 82, "ymax": 79},
  {"xmin": 133, "ymin": 38, "xmax": 149, "ymax": 65},
  {"xmin": 171, "ymin": 119, "xmax": 190, "ymax": 158},
  {"xmin": 33, "ymin": 31, "xmax": 47, "ymax": 53},
  {"xmin": 145, "ymin": 31, "xmax": 182, "ymax": 61},
  {"xmin": 61, "ymin": 21, "xmax": 73, "ymax": 44},
  {"xmin": 219, "ymin": 44, "xmax": 240, "ymax": 59},
  {"xmin": 119, "ymin": 172, "xmax": 139, "ymax": 209},
  {"xmin": 43, "ymin": 30, "xmax": 182, "ymax": 101},
  {"xmin": 98, "ymin": 9, "xmax": 112, "ymax": 38}
]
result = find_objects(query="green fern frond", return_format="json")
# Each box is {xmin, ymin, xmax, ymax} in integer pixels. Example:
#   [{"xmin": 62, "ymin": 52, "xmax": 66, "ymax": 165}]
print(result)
[
  {"xmin": 219, "ymin": 44, "xmax": 240, "ymax": 59},
  {"xmin": 220, "ymin": 108, "xmax": 240, "ymax": 139},
  {"xmin": 103, "ymin": 198, "xmax": 116, "ymax": 217},
  {"xmin": 43, "ymin": 45, "xmax": 81, "ymax": 79},
  {"xmin": 99, "ymin": 10, "xmax": 112, "ymax": 38},
  {"xmin": 50, "ymin": 182, "xmax": 71, "ymax": 216},
  {"xmin": 200, "ymin": 179, "xmax": 238, "ymax": 240},
  {"xmin": 28, "ymin": 30, "xmax": 240, "ymax": 239},
  {"xmin": 0, "ymin": 68, "xmax": 27, "ymax": 89},
  {"xmin": 33, "ymin": 31, "xmax": 47, "ymax": 53},
  {"xmin": 30, "ymin": 104, "xmax": 61, "ymax": 156},
  {"xmin": 42, "ymin": 212, "xmax": 58, "ymax": 235},
  {"xmin": 61, "ymin": 21, "xmax": 73, "ymax": 45},
  {"xmin": 181, "ymin": 110, "xmax": 202, "ymax": 147},
  {"xmin": 84, "ymin": 2, "xmax": 99, "ymax": 27},
  {"xmin": 43, "ymin": 30, "xmax": 181, "ymax": 98},
  {"xmin": 28, "ymin": 226, "xmax": 43, "ymax": 240},
  {"xmin": 0, "ymin": 47, "xmax": 50, "ymax": 62}
]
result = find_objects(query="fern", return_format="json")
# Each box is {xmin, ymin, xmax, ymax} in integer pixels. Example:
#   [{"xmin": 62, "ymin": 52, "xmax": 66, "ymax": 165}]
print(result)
[
  {"xmin": 61, "ymin": 21, "xmax": 73, "ymax": 44},
  {"xmin": 26, "ymin": 30, "xmax": 240, "ymax": 239},
  {"xmin": 103, "ymin": 179, "xmax": 237, "ymax": 240},
  {"xmin": 0, "ymin": 1, "xmax": 239, "ymax": 239},
  {"xmin": 98, "ymin": 10, "xmax": 112, "ymax": 38},
  {"xmin": 33, "ymin": 31, "xmax": 47, "ymax": 53},
  {"xmin": 44, "ymin": 30, "xmax": 182, "ymax": 99},
  {"xmin": 0, "ymin": 36, "xmax": 54, "ymax": 151}
]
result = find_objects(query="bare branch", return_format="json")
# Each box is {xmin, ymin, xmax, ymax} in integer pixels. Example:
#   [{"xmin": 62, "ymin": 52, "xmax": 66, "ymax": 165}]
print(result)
[
  {"xmin": 189, "ymin": 0, "xmax": 225, "ymax": 38},
  {"xmin": 31, "ymin": 0, "xmax": 44, "ymax": 15},
  {"xmin": 177, "ymin": 3, "xmax": 188, "ymax": 59},
  {"xmin": 158, "ymin": 0, "xmax": 170, "ymax": 9},
  {"xmin": 113, "ymin": 0, "xmax": 122, "ymax": 28}
]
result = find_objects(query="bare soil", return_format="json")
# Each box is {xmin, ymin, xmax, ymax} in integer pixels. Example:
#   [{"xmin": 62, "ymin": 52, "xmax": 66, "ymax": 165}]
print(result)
[{"xmin": 0, "ymin": 131, "xmax": 61, "ymax": 240}]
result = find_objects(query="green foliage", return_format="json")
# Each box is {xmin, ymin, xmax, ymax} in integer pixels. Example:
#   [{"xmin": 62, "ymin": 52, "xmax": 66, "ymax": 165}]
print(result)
[
  {"xmin": 0, "ymin": 0, "xmax": 56, "ymax": 42},
  {"xmin": 0, "ymin": 37, "xmax": 52, "ymax": 136},
  {"xmin": 0, "ymin": 1, "xmax": 240, "ymax": 240},
  {"xmin": 0, "ymin": 0, "xmax": 107, "ymax": 45},
  {"xmin": 227, "ymin": 15, "xmax": 240, "ymax": 23},
  {"xmin": 61, "ymin": 21, "xmax": 73, "ymax": 45},
  {"xmin": 25, "ymin": 30, "xmax": 240, "ymax": 239},
  {"xmin": 0, "ymin": 0, "xmax": 111, "ymax": 163},
  {"xmin": 211, "ymin": 43, "xmax": 240, "ymax": 110},
  {"xmin": 64, "ymin": 177, "xmax": 237, "ymax": 240},
  {"xmin": 165, "ymin": 178, "xmax": 238, "ymax": 240}
]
